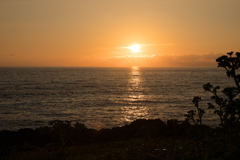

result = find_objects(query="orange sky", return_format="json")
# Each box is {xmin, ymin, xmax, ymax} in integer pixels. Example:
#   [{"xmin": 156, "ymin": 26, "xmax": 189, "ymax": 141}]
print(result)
[{"xmin": 1, "ymin": 0, "xmax": 240, "ymax": 67}]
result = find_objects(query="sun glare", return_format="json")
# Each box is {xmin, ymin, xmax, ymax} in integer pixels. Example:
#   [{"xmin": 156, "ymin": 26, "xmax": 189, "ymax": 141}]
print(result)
[{"xmin": 129, "ymin": 44, "xmax": 140, "ymax": 53}]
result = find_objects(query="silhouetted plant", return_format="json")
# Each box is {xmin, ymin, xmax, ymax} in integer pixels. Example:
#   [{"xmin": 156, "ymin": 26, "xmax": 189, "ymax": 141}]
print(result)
[
  {"xmin": 184, "ymin": 96, "xmax": 205, "ymax": 125},
  {"xmin": 185, "ymin": 52, "xmax": 240, "ymax": 128},
  {"xmin": 207, "ymin": 51, "xmax": 240, "ymax": 128}
]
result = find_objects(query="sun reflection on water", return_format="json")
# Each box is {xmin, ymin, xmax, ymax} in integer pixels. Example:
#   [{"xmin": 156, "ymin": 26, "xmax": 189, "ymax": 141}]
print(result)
[
  {"xmin": 121, "ymin": 66, "xmax": 149, "ymax": 123},
  {"xmin": 129, "ymin": 66, "xmax": 141, "ymax": 89}
]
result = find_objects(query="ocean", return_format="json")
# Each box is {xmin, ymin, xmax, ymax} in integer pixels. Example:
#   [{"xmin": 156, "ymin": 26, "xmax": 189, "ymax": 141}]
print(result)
[{"xmin": 0, "ymin": 67, "xmax": 235, "ymax": 130}]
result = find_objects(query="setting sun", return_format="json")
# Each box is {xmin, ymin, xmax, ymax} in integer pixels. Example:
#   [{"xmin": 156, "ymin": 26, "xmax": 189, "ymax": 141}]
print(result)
[{"xmin": 129, "ymin": 44, "xmax": 140, "ymax": 53}]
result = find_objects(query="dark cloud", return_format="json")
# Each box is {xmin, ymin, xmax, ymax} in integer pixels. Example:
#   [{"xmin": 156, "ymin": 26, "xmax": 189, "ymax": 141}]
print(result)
[
  {"xmin": 154, "ymin": 53, "xmax": 224, "ymax": 67},
  {"xmin": 109, "ymin": 52, "xmax": 224, "ymax": 67}
]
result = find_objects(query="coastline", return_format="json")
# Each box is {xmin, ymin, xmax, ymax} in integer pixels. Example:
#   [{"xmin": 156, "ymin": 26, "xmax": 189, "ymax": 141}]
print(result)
[{"xmin": 1, "ymin": 118, "xmax": 213, "ymax": 159}]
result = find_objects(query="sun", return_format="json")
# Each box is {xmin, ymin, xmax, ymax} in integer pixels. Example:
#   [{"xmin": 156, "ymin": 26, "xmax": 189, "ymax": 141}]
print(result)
[{"xmin": 129, "ymin": 44, "xmax": 140, "ymax": 53}]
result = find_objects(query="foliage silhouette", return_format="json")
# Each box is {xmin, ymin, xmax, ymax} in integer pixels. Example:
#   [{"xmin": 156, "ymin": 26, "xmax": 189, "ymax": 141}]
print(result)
[
  {"xmin": 184, "ymin": 96, "xmax": 205, "ymax": 125},
  {"xmin": 184, "ymin": 51, "xmax": 240, "ymax": 153},
  {"xmin": 185, "ymin": 51, "xmax": 240, "ymax": 128}
]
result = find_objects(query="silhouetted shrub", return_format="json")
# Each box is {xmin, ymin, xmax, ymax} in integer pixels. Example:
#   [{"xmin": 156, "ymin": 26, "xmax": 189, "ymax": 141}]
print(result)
[{"xmin": 185, "ymin": 51, "xmax": 240, "ymax": 151}]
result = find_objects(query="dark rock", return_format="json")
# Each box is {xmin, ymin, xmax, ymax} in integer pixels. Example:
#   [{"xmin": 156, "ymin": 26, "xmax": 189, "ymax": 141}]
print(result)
[
  {"xmin": 0, "ymin": 118, "xmax": 213, "ymax": 159},
  {"xmin": 129, "ymin": 119, "xmax": 166, "ymax": 129}
]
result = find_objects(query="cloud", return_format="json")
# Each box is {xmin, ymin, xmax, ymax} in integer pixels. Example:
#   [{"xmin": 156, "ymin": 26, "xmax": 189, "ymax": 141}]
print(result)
[
  {"xmin": 172, "ymin": 53, "xmax": 224, "ymax": 62},
  {"xmin": 103, "ymin": 43, "xmax": 174, "ymax": 57},
  {"xmin": 104, "ymin": 52, "xmax": 224, "ymax": 67},
  {"xmin": 115, "ymin": 43, "xmax": 174, "ymax": 50},
  {"xmin": 153, "ymin": 53, "xmax": 224, "ymax": 67},
  {"xmin": 115, "ymin": 54, "xmax": 156, "ymax": 58}
]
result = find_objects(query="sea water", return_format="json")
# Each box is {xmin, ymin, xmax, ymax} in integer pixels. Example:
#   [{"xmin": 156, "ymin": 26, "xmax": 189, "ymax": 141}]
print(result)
[{"xmin": 0, "ymin": 67, "xmax": 235, "ymax": 130}]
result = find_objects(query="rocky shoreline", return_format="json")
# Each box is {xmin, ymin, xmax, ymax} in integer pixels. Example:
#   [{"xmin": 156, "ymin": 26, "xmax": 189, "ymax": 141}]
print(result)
[{"xmin": 1, "ymin": 119, "xmax": 214, "ymax": 159}]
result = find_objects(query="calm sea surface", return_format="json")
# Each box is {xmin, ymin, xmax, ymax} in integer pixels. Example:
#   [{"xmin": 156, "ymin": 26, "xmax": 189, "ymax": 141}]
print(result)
[{"xmin": 0, "ymin": 67, "xmax": 235, "ymax": 130}]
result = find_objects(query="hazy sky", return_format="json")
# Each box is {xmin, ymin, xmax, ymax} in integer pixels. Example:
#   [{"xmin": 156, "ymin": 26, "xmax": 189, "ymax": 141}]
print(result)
[{"xmin": 1, "ymin": 0, "xmax": 240, "ymax": 67}]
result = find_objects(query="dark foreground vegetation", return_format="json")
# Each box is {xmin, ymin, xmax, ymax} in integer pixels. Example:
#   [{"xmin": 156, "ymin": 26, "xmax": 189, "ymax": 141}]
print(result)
[
  {"xmin": 2, "ymin": 52, "xmax": 240, "ymax": 160},
  {"xmin": 0, "ymin": 119, "xmax": 230, "ymax": 160}
]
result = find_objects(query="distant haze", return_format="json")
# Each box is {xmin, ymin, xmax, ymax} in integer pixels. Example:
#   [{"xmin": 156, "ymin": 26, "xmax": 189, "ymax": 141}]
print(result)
[{"xmin": 1, "ymin": 0, "xmax": 240, "ymax": 67}]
